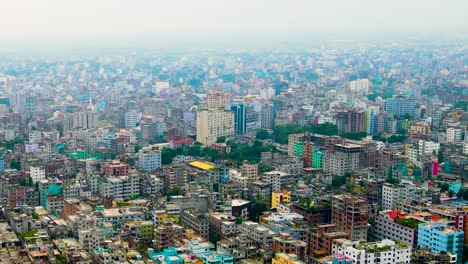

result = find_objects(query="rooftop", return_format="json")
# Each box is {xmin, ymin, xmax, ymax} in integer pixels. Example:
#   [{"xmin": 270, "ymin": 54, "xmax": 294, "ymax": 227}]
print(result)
[{"xmin": 189, "ymin": 160, "xmax": 215, "ymax": 170}]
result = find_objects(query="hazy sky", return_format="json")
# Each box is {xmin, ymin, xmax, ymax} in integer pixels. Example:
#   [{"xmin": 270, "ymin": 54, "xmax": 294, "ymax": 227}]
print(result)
[{"xmin": 1, "ymin": 0, "xmax": 467, "ymax": 40}]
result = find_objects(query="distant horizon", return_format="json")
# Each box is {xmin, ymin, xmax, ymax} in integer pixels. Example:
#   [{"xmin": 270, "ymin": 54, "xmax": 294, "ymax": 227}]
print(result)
[
  {"xmin": 1, "ymin": 31, "xmax": 467, "ymax": 57},
  {"xmin": 1, "ymin": 0, "xmax": 467, "ymax": 55}
]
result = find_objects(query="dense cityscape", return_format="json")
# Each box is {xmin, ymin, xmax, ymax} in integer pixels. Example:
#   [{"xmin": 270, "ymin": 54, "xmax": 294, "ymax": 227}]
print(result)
[{"xmin": 1, "ymin": 1, "xmax": 468, "ymax": 264}]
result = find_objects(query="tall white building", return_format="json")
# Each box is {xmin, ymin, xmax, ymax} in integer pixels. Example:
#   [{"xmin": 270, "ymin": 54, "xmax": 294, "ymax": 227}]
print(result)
[
  {"xmin": 381, "ymin": 182, "xmax": 418, "ymax": 210},
  {"xmin": 446, "ymin": 127, "xmax": 463, "ymax": 143},
  {"xmin": 78, "ymin": 228, "xmax": 105, "ymax": 252},
  {"xmin": 99, "ymin": 170, "xmax": 140, "ymax": 199},
  {"xmin": 125, "ymin": 110, "xmax": 141, "ymax": 128},
  {"xmin": 30, "ymin": 166, "xmax": 46, "ymax": 184},
  {"xmin": 196, "ymin": 108, "xmax": 234, "ymax": 146},
  {"xmin": 138, "ymin": 146, "xmax": 162, "ymax": 172},
  {"xmin": 418, "ymin": 140, "xmax": 440, "ymax": 155},
  {"xmin": 347, "ymin": 79, "xmax": 370, "ymax": 96},
  {"xmin": 323, "ymin": 143, "xmax": 362, "ymax": 176},
  {"xmin": 332, "ymin": 238, "xmax": 412, "ymax": 264}
]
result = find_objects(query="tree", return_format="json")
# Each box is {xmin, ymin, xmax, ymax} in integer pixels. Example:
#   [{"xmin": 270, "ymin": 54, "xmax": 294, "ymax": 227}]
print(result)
[
  {"xmin": 255, "ymin": 129, "xmax": 270, "ymax": 140},
  {"xmin": 438, "ymin": 150, "xmax": 445, "ymax": 163},
  {"xmin": 216, "ymin": 136, "xmax": 226, "ymax": 143},
  {"xmin": 440, "ymin": 183, "xmax": 449, "ymax": 193},
  {"xmin": 448, "ymin": 190, "xmax": 454, "ymax": 199},
  {"xmin": 161, "ymin": 148, "xmax": 177, "ymax": 164},
  {"xmin": 250, "ymin": 200, "xmax": 269, "ymax": 222},
  {"xmin": 167, "ymin": 187, "xmax": 184, "ymax": 197},
  {"xmin": 341, "ymin": 131, "xmax": 367, "ymax": 140},
  {"xmin": 10, "ymin": 160, "xmax": 21, "ymax": 170}
]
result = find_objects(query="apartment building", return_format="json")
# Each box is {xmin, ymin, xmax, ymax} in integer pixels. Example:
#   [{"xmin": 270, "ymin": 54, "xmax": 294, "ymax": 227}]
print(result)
[{"xmin": 332, "ymin": 194, "xmax": 369, "ymax": 241}]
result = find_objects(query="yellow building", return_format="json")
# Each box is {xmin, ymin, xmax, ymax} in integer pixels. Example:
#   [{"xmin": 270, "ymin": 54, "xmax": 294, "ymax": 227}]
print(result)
[
  {"xmin": 124, "ymin": 220, "xmax": 154, "ymax": 240},
  {"xmin": 271, "ymin": 190, "xmax": 290, "ymax": 209},
  {"xmin": 272, "ymin": 253, "xmax": 305, "ymax": 264},
  {"xmin": 409, "ymin": 123, "xmax": 431, "ymax": 135},
  {"xmin": 196, "ymin": 108, "xmax": 234, "ymax": 146},
  {"xmin": 157, "ymin": 213, "xmax": 179, "ymax": 225}
]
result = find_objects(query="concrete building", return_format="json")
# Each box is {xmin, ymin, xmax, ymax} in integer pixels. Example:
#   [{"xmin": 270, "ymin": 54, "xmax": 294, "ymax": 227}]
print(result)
[
  {"xmin": 241, "ymin": 160, "xmax": 258, "ymax": 178},
  {"xmin": 307, "ymin": 223, "xmax": 350, "ymax": 258},
  {"xmin": 272, "ymin": 234, "xmax": 307, "ymax": 262},
  {"xmin": 261, "ymin": 103, "xmax": 274, "ymax": 129},
  {"xmin": 180, "ymin": 210, "xmax": 209, "ymax": 239},
  {"xmin": 417, "ymin": 222, "xmax": 463, "ymax": 264},
  {"xmin": 78, "ymin": 228, "xmax": 104, "ymax": 252},
  {"xmin": 207, "ymin": 90, "xmax": 232, "ymax": 108},
  {"xmin": 271, "ymin": 190, "xmax": 291, "ymax": 209},
  {"xmin": 447, "ymin": 128, "xmax": 463, "ymax": 143},
  {"xmin": 272, "ymin": 252, "xmax": 305, "ymax": 264},
  {"xmin": 369, "ymin": 210, "xmax": 420, "ymax": 247},
  {"xmin": 138, "ymin": 145, "xmax": 162, "ymax": 172},
  {"xmin": 332, "ymin": 239, "xmax": 412, "ymax": 264},
  {"xmin": 239, "ymin": 221, "xmax": 276, "ymax": 246},
  {"xmin": 99, "ymin": 208, "xmax": 145, "ymax": 226},
  {"xmin": 381, "ymin": 182, "xmax": 418, "ymax": 210},
  {"xmin": 196, "ymin": 108, "xmax": 234, "ymax": 146},
  {"xmin": 323, "ymin": 143, "xmax": 362, "ymax": 176},
  {"xmin": 332, "ymin": 194, "xmax": 369, "ymax": 241},
  {"xmin": 385, "ymin": 95, "xmax": 416, "ymax": 118},
  {"xmin": 30, "ymin": 166, "xmax": 46, "ymax": 184},
  {"xmin": 335, "ymin": 109, "xmax": 365, "ymax": 134},
  {"xmin": 102, "ymin": 160, "xmax": 129, "ymax": 176},
  {"xmin": 99, "ymin": 171, "xmax": 140, "ymax": 199},
  {"xmin": 262, "ymin": 171, "xmax": 293, "ymax": 192}
]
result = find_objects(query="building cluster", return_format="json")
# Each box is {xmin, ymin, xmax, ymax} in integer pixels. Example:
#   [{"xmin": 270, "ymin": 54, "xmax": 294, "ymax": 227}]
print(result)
[{"xmin": 0, "ymin": 43, "xmax": 467, "ymax": 263}]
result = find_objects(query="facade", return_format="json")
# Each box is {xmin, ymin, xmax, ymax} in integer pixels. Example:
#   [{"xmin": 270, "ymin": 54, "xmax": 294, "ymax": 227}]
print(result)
[
  {"xmin": 231, "ymin": 102, "xmax": 246, "ymax": 135},
  {"xmin": 332, "ymin": 239, "xmax": 412, "ymax": 264},
  {"xmin": 261, "ymin": 103, "xmax": 274, "ymax": 129},
  {"xmin": 241, "ymin": 160, "xmax": 258, "ymax": 178},
  {"xmin": 369, "ymin": 210, "xmax": 419, "ymax": 247},
  {"xmin": 99, "ymin": 171, "xmax": 140, "ymax": 199},
  {"xmin": 272, "ymin": 252, "xmax": 305, "ymax": 264},
  {"xmin": 381, "ymin": 182, "xmax": 417, "ymax": 210},
  {"xmin": 447, "ymin": 128, "xmax": 463, "ymax": 143},
  {"xmin": 207, "ymin": 91, "xmax": 232, "ymax": 108},
  {"xmin": 417, "ymin": 222, "xmax": 463, "ymax": 264},
  {"xmin": 262, "ymin": 171, "xmax": 294, "ymax": 192},
  {"xmin": 332, "ymin": 194, "xmax": 369, "ymax": 241},
  {"xmin": 30, "ymin": 165, "xmax": 46, "ymax": 183},
  {"xmin": 323, "ymin": 143, "xmax": 362, "ymax": 176},
  {"xmin": 180, "ymin": 210, "xmax": 209, "ymax": 239},
  {"xmin": 239, "ymin": 221, "xmax": 276, "ymax": 246},
  {"xmin": 271, "ymin": 190, "xmax": 291, "ymax": 209},
  {"xmin": 78, "ymin": 228, "xmax": 104, "ymax": 252},
  {"xmin": 272, "ymin": 234, "xmax": 307, "ymax": 262},
  {"xmin": 385, "ymin": 95, "xmax": 416, "ymax": 118},
  {"xmin": 196, "ymin": 108, "xmax": 234, "ymax": 146},
  {"xmin": 138, "ymin": 145, "xmax": 162, "ymax": 172},
  {"xmin": 307, "ymin": 223, "xmax": 350, "ymax": 258}
]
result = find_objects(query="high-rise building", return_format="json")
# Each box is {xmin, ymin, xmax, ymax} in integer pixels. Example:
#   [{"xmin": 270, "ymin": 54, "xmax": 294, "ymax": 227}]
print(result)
[
  {"xmin": 323, "ymin": 143, "xmax": 362, "ymax": 176},
  {"xmin": 138, "ymin": 145, "xmax": 162, "ymax": 172},
  {"xmin": 332, "ymin": 239, "xmax": 412, "ymax": 264},
  {"xmin": 125, "ymin": 110, "xmax": 141, "ymax": 128},
  {"xmin": 261, "ymin": 103, "xmax": 274, "ymax": 129},
  {"xmin": 196, "ymin": 108, "xmax": 234, "ymax": 146},
  {"xmin": 335, "ymin": 109, "xmax": 365, "ymax": 134},
  {"xmin": 207, "ymin": 90, "xmax": 232, "ymax": 108},
  {"xmin": 332, "ymin": 194, "xmax": 369, "ymax": 241},
  {"xmin": 385, "ymin": 95, "xmax": 416, "ymax": 118},
  {"xmin": 347, "ymin": 79, "xmax": 370, "ymax": 96},
  {"xmin": 230, "ymin": 102, "xmax": 246, "ymax": 134},
  {"xmin": 447, "ymin": 127, "xmax": 463, "ymax": 143},
  {"xmin": 417, "ymin": 222, "xmax": 463, "ymax": 264}
]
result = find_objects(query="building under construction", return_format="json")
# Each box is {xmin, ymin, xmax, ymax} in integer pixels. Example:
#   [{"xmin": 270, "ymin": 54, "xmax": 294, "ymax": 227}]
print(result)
[{"xmin": 332, "ymin": 194, "xmax": 369, "ymax": 241}]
